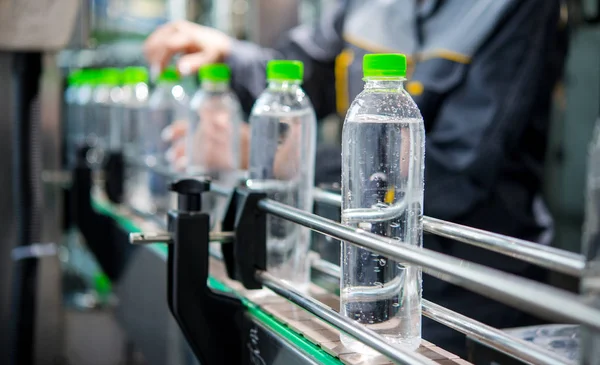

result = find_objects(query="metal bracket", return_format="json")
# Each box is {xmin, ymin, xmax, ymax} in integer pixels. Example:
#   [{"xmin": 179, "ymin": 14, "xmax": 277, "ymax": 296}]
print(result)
[
  {"xmin": 161, "ymin": 178, "xmax": 244, "ymax": 365},
  {"xmin": 71, "ymin": 156, "xmax": 133, "ymax": 281},
  {"xmin": 222, "ymin": 186, "xmax": 267, "ymax": 290},
  {"xmin": 104, "ymin": 151, "xmax": 124, "ymax": 204}
]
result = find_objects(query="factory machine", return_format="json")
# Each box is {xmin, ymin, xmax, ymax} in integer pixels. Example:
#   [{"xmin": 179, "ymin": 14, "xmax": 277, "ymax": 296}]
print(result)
[{"xmin": 1, "ymin": 1, "xmax": 600, "ymax": 365}]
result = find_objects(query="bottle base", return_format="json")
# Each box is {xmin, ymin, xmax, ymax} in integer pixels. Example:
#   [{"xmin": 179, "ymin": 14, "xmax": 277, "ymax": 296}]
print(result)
[{"xmin": 340, "ymin": 333, "xmax": 421, "ymax": 355}]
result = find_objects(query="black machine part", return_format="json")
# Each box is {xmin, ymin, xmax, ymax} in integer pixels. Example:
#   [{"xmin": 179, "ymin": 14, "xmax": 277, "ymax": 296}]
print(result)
[
  {"xmin": 72, "ymin": 154, "xmax": 133, "ymax": 281},
  {"xmin": 104, "ymin": 151, "xmax": 125, "ymax": 204},
  {"xmin": 166, "ymin": 178, "xmax": 248, "ymax": 365}
]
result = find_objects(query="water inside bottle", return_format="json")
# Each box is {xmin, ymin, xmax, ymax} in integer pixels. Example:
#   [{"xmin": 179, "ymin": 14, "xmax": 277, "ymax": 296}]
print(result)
[
  {"xmin": 248, "ymin": 109, "xmax": 315, "ymax": 287},
  {"xmin": 341, "ymin": 116, "xmax": 424, "ymax": 352}
]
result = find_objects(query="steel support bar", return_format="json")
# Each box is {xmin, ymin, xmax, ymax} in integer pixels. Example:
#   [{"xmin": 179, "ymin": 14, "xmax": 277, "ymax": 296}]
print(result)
[
  {"xmin": 313, "ymin": 188, "xmax": 585, "ymax": 277},
  {"xmin": 256, "ymin": 271, "xmax": 436, "ymax": 365},
  {"xmin": 422, "ymin": 301, "xmax": 572, "ymax": 365},
  {"xmin": 257, "ymin": 198, "xmax": 600, "ymax": 330},
  {"xmin": 422, "ymin": 216, "xmax": 584, "ymax": 277}
]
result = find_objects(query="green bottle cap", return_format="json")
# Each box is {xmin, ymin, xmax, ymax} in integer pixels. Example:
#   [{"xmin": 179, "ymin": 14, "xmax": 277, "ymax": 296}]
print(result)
[
  {"xmin": 82, "ymin": 69, "xmax": 99, "ymax": 86},
  {"xmin": 199, "ymin": 63, "xmax": 231, "ymax": 83},
  {"xmin": 123, "ymin": 66, "xmax": 149, "ymax": 85},
  {"xmin": 363, "ymin": 53, "xmax": 407, "ymax": 78},
  {"xmin": 266, "ymin": 60, "xmax": 303, "ymax": 82},
  {"xmin": 102, "ymin": 68, "xmax": 122, "ymax": 86},
  {"xmin": 67, "ymin": 70, "xmax": 82, "ymax": 86},
  {"xmin": 158, "ymin": 66, "xmax": 180, "ymax": 83}
]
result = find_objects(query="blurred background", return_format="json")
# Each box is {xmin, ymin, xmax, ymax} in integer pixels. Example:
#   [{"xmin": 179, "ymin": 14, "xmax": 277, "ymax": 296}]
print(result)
[{"xmin": 0, "ymin": 0, "xmax": 598, "ymax": 364}]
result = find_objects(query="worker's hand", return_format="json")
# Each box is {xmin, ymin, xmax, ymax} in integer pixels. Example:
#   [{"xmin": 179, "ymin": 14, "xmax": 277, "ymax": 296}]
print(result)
[
  {"xmin": 273, "ymin": 119, "xmax": 302, "ymax": 180},
  {"xmin": 144, "ymin": 20, "xmax": 233, "ymax": 77},
  {"xmin": 163, "ymin": 118, "xmax": 250, "ymax": 171}
]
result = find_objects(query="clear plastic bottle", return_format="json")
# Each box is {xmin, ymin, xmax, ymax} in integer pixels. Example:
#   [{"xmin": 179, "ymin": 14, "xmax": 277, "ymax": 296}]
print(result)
[
  {"xmin": 64, "ymin": 69, "xmax": 82, "ymax": 167},
  {"xmin": 340, "ymin": 54, "xmax": 425, "ymax": 352},
  {"xmin": 187, "ymin": 64, "xmax": 241, "ymax": 227},
  {"xmin": 88, "ymin": 69, "xmax": 111, "ymax": 167},
  {"xmin": 120, "ymin": 67, "xmax": 150, "ymax": 209},
  {"xmin": 248, "ymin": 60, "xmax": 316, "ymax": 288},
  {"xmin": 76, "ymin": 70, "xmax": 96, "ymax": 164},
  {"xmin": 103, "ymin": 68, "xmax": 124, "ymax": 154},
  {"xmin": 144, "ymin": 67, "xmax": 188, "ymax": 213}
]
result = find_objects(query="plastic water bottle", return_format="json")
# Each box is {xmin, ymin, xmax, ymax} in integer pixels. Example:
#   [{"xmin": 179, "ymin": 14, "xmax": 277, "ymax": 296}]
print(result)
[
  {"xmin": 103, "ymin": 68, "xmax": 124, "ymax": 153},
  {"xmin": 145, "ymin": 66, "xmax": 188, "ymax": 213},
  {"xmin": 89, "ymin": 69, "xmax": 117, "ymax": 167},
  {"xmin": 340, "ymin": 54, "xmax": 425, "ymax": 352},
  {"xmin": 74, "ymin": 70, "xmax": 95, "ymax": 162},
  {"xmin": 187, "ymin": 64, "xmax": 241, "ymax": 227},
  {"xmin": 120, "ymin": 67, "xmax": 150, "ymax": 209},
  {"xmin": 248, "ymin": 60, "xmax": 316, "ymax": 288},
  {"xmin": 64, "ymin": 70, "xmax": 82, "ymax": 167}
]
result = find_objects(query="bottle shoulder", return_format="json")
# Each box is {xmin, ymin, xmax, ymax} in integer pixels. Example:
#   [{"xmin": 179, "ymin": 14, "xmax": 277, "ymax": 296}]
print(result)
[
  {"xmin": 250, "ymin": 86, "xmax": 313, "ymax": 116},
  {"xmin": 121, "ymin": 84, "xmax": 149, "ymax": 105},
  {"xmin": 190, "ymin": 89, "xmax": 241, "ymax": 110},
  {"xmin": 148, "ymin": 84, "xmax": 188, "ymax": 109},
  {"xmin": 346, "ymin": 89, "xmax": 423, "ymax": 122}
]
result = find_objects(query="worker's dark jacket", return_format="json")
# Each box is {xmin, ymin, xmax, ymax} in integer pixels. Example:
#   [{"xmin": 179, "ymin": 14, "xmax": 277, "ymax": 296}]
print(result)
[{"xmin": 226, "ymin": 0, "xmax": 567, "ymax": 355}]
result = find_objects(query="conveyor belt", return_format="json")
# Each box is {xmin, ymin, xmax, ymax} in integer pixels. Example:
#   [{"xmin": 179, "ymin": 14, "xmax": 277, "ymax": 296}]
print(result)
[
  {"xmin": 209, "ymin": 257, "xmax": 469, "ymax": 365},
  {"xmin": 91, "ymin": 196, "xmax": 471, "ymax": 364}
]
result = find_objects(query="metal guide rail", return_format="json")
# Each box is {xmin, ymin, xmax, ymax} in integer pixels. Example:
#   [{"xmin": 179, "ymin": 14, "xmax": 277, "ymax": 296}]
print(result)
[
  {"xmin": 312, "ymin": 189, "xmax": 585, "ymax": 278},
  {"xmin": 66, "ymin": 154, "xmax": 590, "ymax": 365},
  {"xmin": 121, "ymin": 176, "xmax": 598, "ymax": 365}
]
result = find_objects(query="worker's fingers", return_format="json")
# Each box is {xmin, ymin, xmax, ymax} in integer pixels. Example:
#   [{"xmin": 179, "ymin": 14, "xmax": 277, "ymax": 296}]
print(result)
[
  {"xmin": 144, "ymin": 21, "xmax": 202, "ymax": 76},
  {"xmin": 177, "ymin": 51, "xmax": 219, "ymax": 76},
  {"xmin": 166, "ymin": 140, "xmax": 186, "ymax": 163},
  {"xmin": 175, "ymin": 156, "xmax": 188, "ymax": 172},
  {"xmin": 160, "ymin": 32, "xmax": 199, "ymax": 74},
  {"xmin": 143, "ymin": 22, "xmax": 177, "ymax": 58},
  {"xmin": 161, "ymin": 120, "xmax": 188, "ymax": 142}
]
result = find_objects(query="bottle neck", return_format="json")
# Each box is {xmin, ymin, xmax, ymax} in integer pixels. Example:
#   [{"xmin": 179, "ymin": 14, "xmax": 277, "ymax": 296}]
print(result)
[
  {"xmin": 364, "ymin": 78, "xmax": 406, "ymax": 91},
  {"xmin": 267, "ymin": 80, "xmax": 302, "ymax": 92},
  {"xmin": 202, "ymin": 81, "xmax": 229, "ymax": 92}
]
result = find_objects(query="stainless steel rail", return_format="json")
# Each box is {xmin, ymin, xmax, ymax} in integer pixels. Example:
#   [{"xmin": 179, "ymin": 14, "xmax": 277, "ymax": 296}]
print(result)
[
  {"xmin": 313, "ymin": 188, "xmax": 585, "ymax": 277},
  {"xmin": 129, "ymin": 231, "xmax": 235, "ymax": 245},
  {"xmin": 422, "ymin": 216, "xmax": 584, "ymax": 277},
  {"xmin": 121, "ymin": 193, "xmax": 576, "ymax": 363},
  {"xmin": 310, "ymin": 258, "xmax": 572, "ymax": 365},
  {"xmin": 422, "ymin": 301, "xmax": 572, "ymax": 365},
  {"xmin": 313, "ymin": 188, "xmax": 343, "ymax": 207},
  {"xmin": 258, "ymin": 198, "xmax": 600, "ymax": 330},
  {"xmin": 310, "ymin": 257, "xmax": 343, "ymax": 279},
  {"xmin": 257, "ymin": 271, "xmax": 437, "ymax": 365}
]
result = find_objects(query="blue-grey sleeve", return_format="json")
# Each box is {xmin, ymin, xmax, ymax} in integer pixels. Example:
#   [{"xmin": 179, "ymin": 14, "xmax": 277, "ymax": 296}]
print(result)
[
  {"xmin": 418, "ymin": 0, "xmax": 565, "ymax": 221},
  {"xmin": 225, "ymin": 0, "xmax": 347, "ymax": 118}
]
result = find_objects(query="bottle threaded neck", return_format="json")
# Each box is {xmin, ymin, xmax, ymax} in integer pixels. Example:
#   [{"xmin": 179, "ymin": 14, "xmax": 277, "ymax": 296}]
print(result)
[{"xmin": 364, "ymin": 78, "xmax": 406, "ymax": 91}]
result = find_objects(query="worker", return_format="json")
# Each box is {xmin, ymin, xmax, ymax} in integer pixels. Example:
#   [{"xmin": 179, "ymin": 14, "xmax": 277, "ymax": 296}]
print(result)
[{"xmin": 144, "ymin": 0, "xmax": 568, "ymax": 356}]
